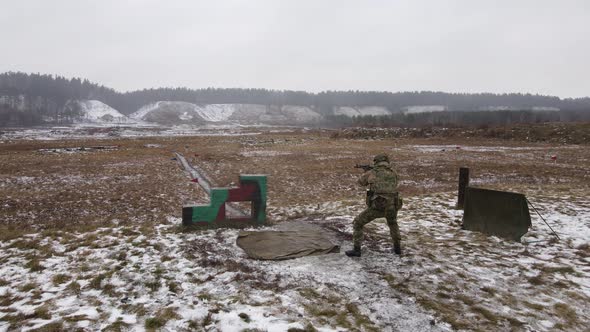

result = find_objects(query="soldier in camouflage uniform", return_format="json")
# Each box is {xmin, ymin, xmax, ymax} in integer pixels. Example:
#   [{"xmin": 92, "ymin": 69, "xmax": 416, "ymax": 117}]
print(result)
[{"xmin": 346, "ymin": 154, "xmax": 402, "ymax": 257}]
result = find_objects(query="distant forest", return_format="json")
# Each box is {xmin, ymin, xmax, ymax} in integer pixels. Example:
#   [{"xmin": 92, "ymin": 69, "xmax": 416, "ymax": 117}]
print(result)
[{"xmin": 1, "ymin": 71, "xmax": 590, "ymax": 127}]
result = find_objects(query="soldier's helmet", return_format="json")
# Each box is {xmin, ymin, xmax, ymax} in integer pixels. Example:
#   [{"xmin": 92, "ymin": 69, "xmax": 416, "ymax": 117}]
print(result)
[{"xmin": 373, "ymin": 154, "xmax": 390, "ymax": 163}]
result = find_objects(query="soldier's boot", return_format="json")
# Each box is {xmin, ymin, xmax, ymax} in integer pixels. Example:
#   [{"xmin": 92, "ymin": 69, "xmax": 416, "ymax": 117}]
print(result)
[
  {"xmin": 345, "ymin": 245, "xmax": 361, "ymax": 257},
  {"xmin": 386, "ymin": 214, "xmax": 401, "ymax": 255}
]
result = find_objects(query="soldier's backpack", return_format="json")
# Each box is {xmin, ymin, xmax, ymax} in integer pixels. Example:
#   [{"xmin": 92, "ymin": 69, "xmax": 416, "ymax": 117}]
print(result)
[
  {"xmin": 369, "ymin": 166, "xmax": 399, "ymax": 210},
  {"xmin": 370, "ymin": 167, "xmax": 398, "ymax": 194}
]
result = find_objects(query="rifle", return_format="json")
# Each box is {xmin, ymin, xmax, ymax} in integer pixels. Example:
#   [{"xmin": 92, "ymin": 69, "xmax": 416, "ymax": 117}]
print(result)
[{"xmin": 354, "ymin": 164, "xmax": 373, "ymax": 172}]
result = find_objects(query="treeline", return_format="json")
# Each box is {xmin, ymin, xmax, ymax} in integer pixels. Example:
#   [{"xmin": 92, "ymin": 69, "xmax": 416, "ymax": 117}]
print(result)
[
  {"xmin": 325, "ymin": 109, "xmax": 590, "ymax": 128},
  {"xmin": 1, "ymin": 71, "xmax": 590, "ymax": 127}
]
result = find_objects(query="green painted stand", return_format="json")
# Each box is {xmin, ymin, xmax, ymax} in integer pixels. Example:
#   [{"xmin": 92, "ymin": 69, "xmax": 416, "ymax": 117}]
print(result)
[{"xmin": 183, "ymin": 174, "xmax": 267, "ymax": 227}]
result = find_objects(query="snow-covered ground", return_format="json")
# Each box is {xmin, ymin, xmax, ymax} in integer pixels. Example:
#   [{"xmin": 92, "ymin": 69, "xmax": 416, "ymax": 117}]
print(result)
[{"xmin": 0, "ymin": 192, "xmax": 587, "ymax": 331}]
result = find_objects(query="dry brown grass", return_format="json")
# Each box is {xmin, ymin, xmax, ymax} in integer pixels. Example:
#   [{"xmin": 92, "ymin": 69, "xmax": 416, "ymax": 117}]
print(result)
[
  {"xmin": 2, "ymin": 131, "xmax": 589, "ymax": 233},
  {"xmin": 0, "ymin": 304, "xmax": 54, "ymax": 329},
  {"xmin": 0, "ymin": 138, "xmax": 203, "ymax": 233},
  {"xmin": 297, "ymin": 284, "xmax": 377, "ymax": 329}
]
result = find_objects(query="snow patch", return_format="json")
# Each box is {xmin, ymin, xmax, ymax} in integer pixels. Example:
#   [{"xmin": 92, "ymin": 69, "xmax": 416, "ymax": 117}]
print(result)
[
  {"xmin": 240, "ymin": 150, "xmax": 292, "ymax": 157},
  {"xmin": 411, "ymin": 144, "xmax": 542, "ymax": 153}
]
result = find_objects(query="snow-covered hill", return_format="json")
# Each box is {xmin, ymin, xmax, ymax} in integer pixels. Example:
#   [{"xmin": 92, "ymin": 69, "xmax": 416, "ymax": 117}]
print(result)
[
  {"xmin": 131, "ymin": 102, "xmax": 202, "ymax": 125},
  {"xmin": 130, "ymin": 102, "xmax": 236, "ymax": 124},
  {"xmin": 333, "ymin": 106, "xmax": 392, "ymax": 117},
  {"xmin": 63, "ymin": 101, "xmax": 565, "ymax": 128},
  {"xmin": 131, "ymin": 102, "xmax": 322, "ymax": 125},
  {"xmin": 477, "ymin": 106, "xmax": 561, "ymax": 112},
  {"xmin": 196, "ymin": 104, "xmax": 236, "ymax": 122},
  {"xmin": 74, "ymin": 100, "xmax": 137, "ymax": 124},
  {"xmin": 281, "ymin": 105, "xmax": 322, "ymax": 123},
  {"xmin": 402, "ymin": 105, "xmax": 447, "ymax": 114}
]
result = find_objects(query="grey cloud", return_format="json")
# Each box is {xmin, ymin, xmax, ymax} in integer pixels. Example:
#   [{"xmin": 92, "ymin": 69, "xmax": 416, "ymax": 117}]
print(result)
[{"xmin": 1, "ymin": 0, "xmax": 588, "ymax": 97}]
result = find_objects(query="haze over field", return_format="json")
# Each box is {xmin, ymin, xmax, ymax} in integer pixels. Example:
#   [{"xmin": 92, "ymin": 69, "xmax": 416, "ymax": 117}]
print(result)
[{"xmin": 1, "ymin": 0, "xmax": 589, "ymax": 97}]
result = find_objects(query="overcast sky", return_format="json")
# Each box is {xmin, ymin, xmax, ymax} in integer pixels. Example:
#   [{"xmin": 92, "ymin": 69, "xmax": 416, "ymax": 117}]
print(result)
[{"xmin": 1, "ymin": 0, "xmax": 589, "ymax": 97}]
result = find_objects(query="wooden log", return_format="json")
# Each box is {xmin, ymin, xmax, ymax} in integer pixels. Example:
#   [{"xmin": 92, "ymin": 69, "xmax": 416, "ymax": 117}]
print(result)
[{"xmin": 175, "ymin": 152, "xmax": 248, "ymax": 218}]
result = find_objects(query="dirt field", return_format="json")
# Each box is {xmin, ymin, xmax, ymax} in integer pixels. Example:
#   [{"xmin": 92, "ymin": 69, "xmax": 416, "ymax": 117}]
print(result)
[{"xmin": 0, "ymin": 127, "xmax": 589, "ymax": 331}]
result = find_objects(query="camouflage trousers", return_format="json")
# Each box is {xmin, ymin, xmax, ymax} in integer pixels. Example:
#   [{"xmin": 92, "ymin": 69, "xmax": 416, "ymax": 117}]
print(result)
[{"xmin": 352, "ymin": 206, "xmax": 400, "ymax": 249}]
